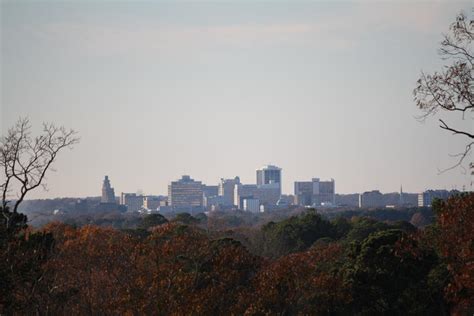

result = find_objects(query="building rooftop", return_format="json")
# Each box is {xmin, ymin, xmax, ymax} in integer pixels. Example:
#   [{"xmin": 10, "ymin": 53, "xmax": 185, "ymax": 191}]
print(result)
[{"xmin": 257, "ymin": 164, "xmax": 281, "ymax": 171}]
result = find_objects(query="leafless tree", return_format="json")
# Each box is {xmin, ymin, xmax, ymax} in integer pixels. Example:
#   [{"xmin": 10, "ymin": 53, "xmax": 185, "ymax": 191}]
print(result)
[
  {"xmin": 414, "ymin": 12, "xmax": 473, "ymax": 173},
  {"xmin": 0, "ymin": 118, "xmax": 79, "ymax": 219}
]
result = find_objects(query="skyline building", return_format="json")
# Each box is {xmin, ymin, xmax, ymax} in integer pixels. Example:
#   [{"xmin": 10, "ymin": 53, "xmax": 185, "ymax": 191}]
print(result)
[
  {"xmin": 294, "ymin": 181, "xmax": 313, "ymax": 206},
  {"xmin": 256, "ymin": 165, "xmax": 282, "ymax": 195},
  {"xmin": 234, "ymin": 183, "xmax": 280, "ymax": 209},
  {"xmin": 243, "ymin": 198, "xmax": 260, "ymax": 213},
  {"xmin": 294, "ymin": 178, "xmax": 335, "ymax": 206},
  {"xmin": 143, "ymin": 195, "xmax": 162, "ymax": 211},
  {"xmin": 101, "ymin": 176, "xmax": 116, "ymax": 204},
  {"xmin": 168, "ymin": 175, "xmax": 203, "ymax": 211},
  {"xmin": 120, "ymin": 193, "xmax": 144, "ymax": 212},
  {"xmin": 99, "ymin": 170, "xmax": 453, "ymax": 211},
  {"xmin": 359, "ymin": 190, "xmax": 385, "ymax": 208},
  {"xmin": 255, "ymin": 186, "xmax": 281, "ymax": 206},
  {"xmin": 417, "ymin": 189, "xmax": 459, "ymax": 207},
  {"xmin": 234, "ymin": 184, "xmax": 258, "ymax": 209},
  {"xmin": 218, "ymin": 177, "xmax": 240, "ymax": 206},
  {"xmin": 399, "ymin": 185, "xmax": 404, "ymax": 206},
  {"xmin": 313, "ymin": 178, "xmax": 336, "ymax": 205},
  {"xmin": 204, "ymin": 195, "xmax": 228, "ymax": 211},
  {"xmin": 202, "ymin": 185, "xmax": 218, "ymax": 199}
]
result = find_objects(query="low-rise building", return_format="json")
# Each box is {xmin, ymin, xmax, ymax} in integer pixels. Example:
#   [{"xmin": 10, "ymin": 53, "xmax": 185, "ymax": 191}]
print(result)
[
  {"xmin": 202, "ymin": 185, "xmax": 218, "ymax": 199},
  {"xmin": 204, "ymin": 195, "xmax": 228, "ymax": 210},
  {"xmin": 120, "ymin": 193, "xmax": 144, "ymax": 212},
  {"xmin": 418, "ymin": 189, "xmax": 459, "ymax": 207},
  {"xmin": 143, "ymin": 196, "xmax": 162, "ymax": 211},
  {"xmin": 234, "ymin": 184, "xmax": 280, "ymax": 209},
  {"xmin": 359, "ymin": 190, "xmax": 385, "ymax": 208},
  {"xmin": 234, "ymin": 184, "xmax": 258, "ymax": 209}
]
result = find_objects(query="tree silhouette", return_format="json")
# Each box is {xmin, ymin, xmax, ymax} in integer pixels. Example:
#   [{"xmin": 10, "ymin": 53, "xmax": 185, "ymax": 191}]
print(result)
[
  {"xmin": 414, "ymin": 12, "xmax": 473, "ymax": 173},
  {"xmin": 0, "ymin": 118, "xmax": 79, "ymax": 229}
]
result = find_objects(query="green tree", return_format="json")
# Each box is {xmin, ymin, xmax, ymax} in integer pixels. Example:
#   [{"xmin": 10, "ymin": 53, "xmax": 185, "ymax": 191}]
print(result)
[
  {"xmin": 345, "ymin": 229, "xmax": 443, "ymax": 314},
  {"xmin": 344, "ymin": 217, "xmax": 389, "ymax": 242},
  {"xmin": 174, "ymin": 212, "xmax": 199, "ymax": 225},
  {"xmin": 261, "ymin": 209, "xmax": 337, "ymax": 257},
  {"xmin": 139, "ymin": 213, "xmax": 168, "ymax": 230}
]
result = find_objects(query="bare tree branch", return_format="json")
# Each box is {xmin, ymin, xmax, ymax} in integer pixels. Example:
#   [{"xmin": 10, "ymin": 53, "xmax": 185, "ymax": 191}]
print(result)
[
  {"xmin": 437, "ymin": 142, "xmax": 474, "ymax": 174},
  {"xmin": 414, "ymin": 11, "xmax": 474, "ymax": 173},
  {"xmin": 439, "ymin": 119, "xmax": 474, "ymax": 139},
  {"xmin": 0, "ymin": 118, "xmax": 79, "ymax": 229}
]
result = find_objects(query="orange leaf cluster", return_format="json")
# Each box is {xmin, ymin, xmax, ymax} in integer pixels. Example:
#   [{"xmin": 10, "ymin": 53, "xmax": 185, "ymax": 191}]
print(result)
[{"xmin": 436, "ymin": 194, "xmax": 474, "ymax": 314}]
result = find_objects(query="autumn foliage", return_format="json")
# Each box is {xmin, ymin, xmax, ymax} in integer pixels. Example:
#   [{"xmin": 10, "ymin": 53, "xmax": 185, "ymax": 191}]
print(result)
[
  {"xmin": 1, "ymin": 193, "xmax": 473, "ymax": 315},
  {"xmin": 241, "ymin": 243, "xmax": 351, "ymax": 315},
  {"xmin": 136, "ymin": 223, "xmax": 262, "ymax": 314},
  {"xmin": 436, "ymin": 194, "xmax": 474, "ymax": 314}
]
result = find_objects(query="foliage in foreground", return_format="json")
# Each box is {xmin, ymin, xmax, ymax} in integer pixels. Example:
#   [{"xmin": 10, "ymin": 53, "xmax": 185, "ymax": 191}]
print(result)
[{"xmin": 1, "ymin": 193, "xmax": 473, "ymax": 315}]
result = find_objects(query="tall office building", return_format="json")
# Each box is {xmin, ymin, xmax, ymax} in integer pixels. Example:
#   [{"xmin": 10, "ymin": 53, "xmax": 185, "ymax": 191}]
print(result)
[
  {"xmin": 256, "ymin": 165, "xmax": 282, "ymax": 195},
  {"xmin": 294, "ymin": 178, "xmax": 335, "ymax": 206},
  {"xmin": 313, "ymin": 178, "xmax": 336, "ymax": 205},
  {"xmin": 101, "ymin": 176, "xmax": 116, "ymax": 204},
  {"xmin": 218, "ymin": 177, "xmax": 240, "ymax": 206},
  {"xmin": 294, "ymin": 181, "xmax": 313, "ymax": 206},
  {"xmin": 168, "ymin": 175, "xmax": 203, "ymax": 211}
]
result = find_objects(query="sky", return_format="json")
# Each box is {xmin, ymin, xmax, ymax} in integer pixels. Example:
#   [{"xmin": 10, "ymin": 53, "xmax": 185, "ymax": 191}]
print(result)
[{"xmin": 1, "ymin": 0, "xmax": 473, "ymax": 199}]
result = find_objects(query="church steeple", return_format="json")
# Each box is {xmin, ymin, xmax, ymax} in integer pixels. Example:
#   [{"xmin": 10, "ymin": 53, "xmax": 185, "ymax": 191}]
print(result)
[{"xmin": 399, "ymin": 185, "xmax": 404, "ymax": 206}]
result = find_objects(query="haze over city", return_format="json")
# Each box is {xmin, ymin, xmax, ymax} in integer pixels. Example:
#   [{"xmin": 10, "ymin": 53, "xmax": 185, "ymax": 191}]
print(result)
[{"xmin": 2, "ymin": 1, "xmax": 473, "ymax": 199}]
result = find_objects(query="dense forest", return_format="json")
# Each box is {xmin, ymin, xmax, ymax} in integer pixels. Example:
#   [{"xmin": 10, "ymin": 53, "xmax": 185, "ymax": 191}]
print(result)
[{"xmin": 1, "ymin": 193, "xmax": 473, "ymax": 314}]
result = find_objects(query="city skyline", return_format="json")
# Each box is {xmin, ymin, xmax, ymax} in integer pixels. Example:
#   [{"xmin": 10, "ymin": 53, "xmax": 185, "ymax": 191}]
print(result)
[
  {"xmin": 2, "ymin": 1, "xmax": 473, "ymax": 199},
  {"xmin": 98, "ymin": 169, "xmax": 461, "ymax": 200},
  {"xmin": 99, "ymin": 172, "xmax": 456, "ymax": 212}
]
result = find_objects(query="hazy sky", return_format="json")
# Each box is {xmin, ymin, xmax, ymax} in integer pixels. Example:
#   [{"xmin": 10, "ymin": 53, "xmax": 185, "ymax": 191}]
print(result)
[{"xmin": 1, "ymin": 1, "xmax": 473, "ymax": 199}]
